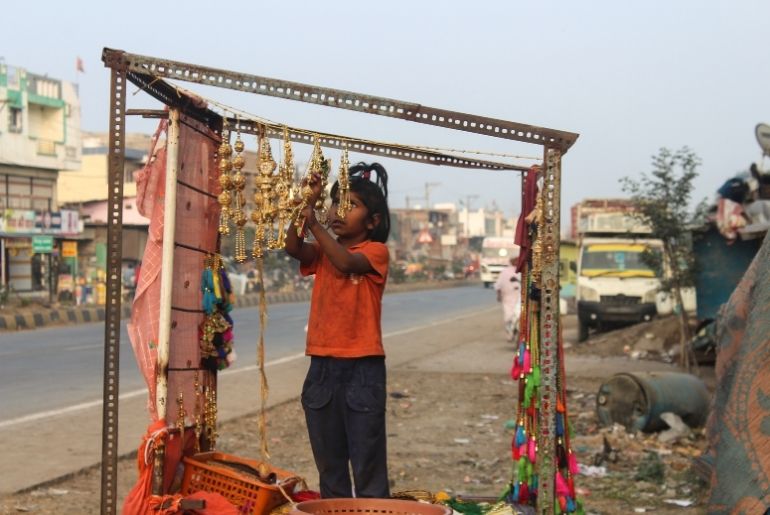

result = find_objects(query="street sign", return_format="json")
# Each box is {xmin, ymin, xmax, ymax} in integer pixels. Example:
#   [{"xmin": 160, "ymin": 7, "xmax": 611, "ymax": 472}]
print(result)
[
  {"xmin": 61, "ymin": 240, "xmax": 78, "ymax": 258},
  {"xmin": 32, "ymin": 235, "xmax": 54, "ymax": 254}
]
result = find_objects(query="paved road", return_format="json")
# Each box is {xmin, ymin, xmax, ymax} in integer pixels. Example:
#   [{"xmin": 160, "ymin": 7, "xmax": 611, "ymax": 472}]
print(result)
[
  {"xmin": 0, "ymin": 286, "xmax": 496, "ymax": 422},
  {"xmin": 0, "ymin": 286, "xmax": 499, "ymax": 493}
]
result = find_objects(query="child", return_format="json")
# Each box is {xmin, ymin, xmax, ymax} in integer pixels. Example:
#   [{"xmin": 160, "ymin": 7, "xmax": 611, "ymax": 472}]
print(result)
[{"xmin": 285, "ymin": 162, "xmax": 392, "ymax": 499}]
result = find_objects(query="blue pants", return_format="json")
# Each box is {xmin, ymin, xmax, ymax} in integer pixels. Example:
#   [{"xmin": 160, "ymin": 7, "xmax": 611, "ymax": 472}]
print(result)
[{"xmin": 301, "ymin": 356, "xmax": 390, "ymax": 498}]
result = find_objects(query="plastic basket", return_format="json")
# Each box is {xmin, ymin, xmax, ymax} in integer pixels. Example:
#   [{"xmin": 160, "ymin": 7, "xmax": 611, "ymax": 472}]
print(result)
[
  {"xmin": 181, "ymin": 451, "xmax": 299, "ymax": 515},
  {"xmin": 290, "ymin": 498, "xmax": 452, "ymax": 515}
]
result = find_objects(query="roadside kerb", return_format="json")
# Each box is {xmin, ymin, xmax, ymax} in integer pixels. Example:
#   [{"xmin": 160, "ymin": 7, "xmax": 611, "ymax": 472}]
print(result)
[{"xmin": 0, "ymin": 280, "xmax": 476, "ymax": 332}]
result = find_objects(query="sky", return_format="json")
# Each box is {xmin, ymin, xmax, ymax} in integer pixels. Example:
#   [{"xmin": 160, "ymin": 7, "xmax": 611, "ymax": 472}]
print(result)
[{"xmin": 3, "ymin": 1, "xmax": 769, "ymax": 223}]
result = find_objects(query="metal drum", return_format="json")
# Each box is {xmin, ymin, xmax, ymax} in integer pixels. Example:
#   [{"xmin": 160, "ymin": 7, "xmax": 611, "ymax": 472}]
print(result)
[{"xmin": 596, "ymin": 372, "xmax": 710, "ymax": 432}]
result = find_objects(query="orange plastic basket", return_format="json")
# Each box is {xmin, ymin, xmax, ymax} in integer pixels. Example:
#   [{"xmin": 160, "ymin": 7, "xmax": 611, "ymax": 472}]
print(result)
[
  {"xmin": 290, "ymin": 498, "xmax": 452, "ymax": 515},
  {"xmin": 181, "ymin": 451, "xmax": 299, "ymax": 515}
]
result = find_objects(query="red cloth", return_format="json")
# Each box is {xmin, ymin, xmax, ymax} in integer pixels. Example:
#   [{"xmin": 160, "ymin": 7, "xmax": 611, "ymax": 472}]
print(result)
[
  {"xmin": 300, "ymin": 240, "xmax": 389, "ymax": 357},
  {"xmin": 514, "ymin": 166, "xmax": 540, "ymax": 273}
]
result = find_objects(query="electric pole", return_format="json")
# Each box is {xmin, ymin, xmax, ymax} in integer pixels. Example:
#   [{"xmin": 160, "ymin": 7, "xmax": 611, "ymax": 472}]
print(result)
[
  {"xmin": 462, "ymin": 194, "xmax": 479, "ymax": 237},
  {"xmin": 424, "ymin": 182, "xmax": 441, "ymax": 210}
]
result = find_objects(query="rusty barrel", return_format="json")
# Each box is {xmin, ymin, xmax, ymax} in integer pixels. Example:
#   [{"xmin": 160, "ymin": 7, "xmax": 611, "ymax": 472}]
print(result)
[{"xmin": 595, "ymin": 372, "xmax": 710, "ymax": 432}]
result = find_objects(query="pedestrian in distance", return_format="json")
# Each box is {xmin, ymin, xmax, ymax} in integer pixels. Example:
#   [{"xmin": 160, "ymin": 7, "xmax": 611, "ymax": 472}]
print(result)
[
  {"xmin": 285, "ymin": 162, "xmax": 392, "ymax": 499},
  {"xmin": 494, "ymin": 256, "xmax": 522, "ymax": 343}
]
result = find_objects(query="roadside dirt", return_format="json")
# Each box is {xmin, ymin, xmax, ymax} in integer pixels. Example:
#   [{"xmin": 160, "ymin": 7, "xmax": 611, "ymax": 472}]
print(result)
[{"xmin": 0, "ymin": 316, "xmax": 711, "ymax": 514}]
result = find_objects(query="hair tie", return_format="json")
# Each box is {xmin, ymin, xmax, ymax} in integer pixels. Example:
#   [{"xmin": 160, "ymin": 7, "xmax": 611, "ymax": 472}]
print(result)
[{"xmin": 362, "ymin": 170, "xmax": 371, "ymax": 180}]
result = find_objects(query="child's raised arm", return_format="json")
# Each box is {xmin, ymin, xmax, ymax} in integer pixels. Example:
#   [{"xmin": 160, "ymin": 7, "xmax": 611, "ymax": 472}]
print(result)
[
  {"xmin": 306, "ymin": 217, "xmax": 375, "ymax": 276},
  {"xmin": 285, "ymin": 218, "xmax": 317, "ymax": 267}
]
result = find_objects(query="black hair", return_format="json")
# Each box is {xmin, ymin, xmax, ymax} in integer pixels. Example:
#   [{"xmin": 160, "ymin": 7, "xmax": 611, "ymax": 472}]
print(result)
[{"xmin": 330, "ymin": 162, "xmax": 391, "ymax": 243}]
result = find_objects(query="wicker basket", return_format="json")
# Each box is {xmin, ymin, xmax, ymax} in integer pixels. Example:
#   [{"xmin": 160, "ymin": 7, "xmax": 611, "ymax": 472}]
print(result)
[
  {"xmin": 181, "ymin": 451, "xmax": 298, "ymax": 515},
  {"xmin": 290, "ymin": 498, "xmax": 452, "ymax": 515}
]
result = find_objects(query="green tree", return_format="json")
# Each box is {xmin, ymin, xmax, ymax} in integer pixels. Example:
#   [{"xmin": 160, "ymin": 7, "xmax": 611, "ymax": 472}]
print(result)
[{"xmin": 621, "ymin": 147, "xmax": 704, "ymax": 371}]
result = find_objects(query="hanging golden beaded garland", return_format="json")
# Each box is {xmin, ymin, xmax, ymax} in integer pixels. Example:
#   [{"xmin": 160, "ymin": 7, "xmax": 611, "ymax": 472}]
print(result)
[
  {"xmin": 292, "ymin": 135, "xmax": 327, "ymax": 235},
  {"xmin": 231, "ymin": 124, "xmax": 248, "ymax": 262},
  {"xmin": 217, "ymin": 120, "xmax": 233, "ymax": 235},
  {"xmin": 251, "ymin": 132, "xmax": 278, "ymax": 258},
  {"xmin": 274, "ymin": 127, "xmax": 296, "ymax": 249},
  {"xmin": 337, "ymin": 146, "xmax": 352, "ymax": 218}
]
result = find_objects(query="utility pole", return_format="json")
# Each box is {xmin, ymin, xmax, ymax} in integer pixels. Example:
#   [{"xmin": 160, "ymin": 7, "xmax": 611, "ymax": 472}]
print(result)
[
  {"xmin": 424, "ymin": 182, "xmax": 441, "ymax": 210},
  {"xmin": 463, "ymin": 194, "xmax": 479, "ymax": 237}
]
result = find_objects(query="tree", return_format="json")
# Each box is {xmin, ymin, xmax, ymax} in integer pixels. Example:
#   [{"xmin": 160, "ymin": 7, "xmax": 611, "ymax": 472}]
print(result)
[{"xmin": 621, "ymin": 147, "xmax": 704, "ymax": 371}]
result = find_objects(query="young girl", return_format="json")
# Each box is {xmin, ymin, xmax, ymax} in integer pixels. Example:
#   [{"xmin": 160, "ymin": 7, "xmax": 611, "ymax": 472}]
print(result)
[{"xmin": 285, "ymin": 162, "xmax": 391, "ymax": 499}]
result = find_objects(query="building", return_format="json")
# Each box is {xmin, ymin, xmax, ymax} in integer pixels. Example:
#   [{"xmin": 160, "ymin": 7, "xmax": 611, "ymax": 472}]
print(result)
[
  {"xmin": 57, "ymin": 132, "xmax": 153, "ymax": 203},
  {"xmin": 0, "ymin": 63, "xmax": 82, "ymax": 298}
]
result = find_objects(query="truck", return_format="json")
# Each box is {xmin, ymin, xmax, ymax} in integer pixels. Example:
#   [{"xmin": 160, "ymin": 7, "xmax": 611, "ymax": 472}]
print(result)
[
  {"xmin": 573, "ymin": 199, "xmax": 695, "ymax": 341},
  {"xmin": 480, "ymin": 236, "xmax": 519, "ymax": 287}
]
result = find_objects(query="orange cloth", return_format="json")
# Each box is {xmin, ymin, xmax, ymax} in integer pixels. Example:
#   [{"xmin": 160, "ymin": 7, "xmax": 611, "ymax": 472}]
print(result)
[{"xmin": 300, "ymin": 240, "xmax": 389, "ymax": 357}]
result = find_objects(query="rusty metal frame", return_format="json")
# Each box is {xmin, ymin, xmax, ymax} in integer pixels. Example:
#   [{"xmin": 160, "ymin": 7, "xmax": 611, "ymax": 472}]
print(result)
[
  {"xmin": 100, "ymin": 54, "xmax": 128, "ymax": 515},
  {"xmin": 123, "ymin": 71, "xmax": 529, "ymax": 172},
  {"xmin": 536, "ymin": 148, "xmax": 562, "ymax": 512},
  {"xmin": 104, "ymin": 48, "xmax": 578, "ymax": 153},
  {"xmin": 101, "ymin": 48, "xmax": 574, "ymax": 515}
]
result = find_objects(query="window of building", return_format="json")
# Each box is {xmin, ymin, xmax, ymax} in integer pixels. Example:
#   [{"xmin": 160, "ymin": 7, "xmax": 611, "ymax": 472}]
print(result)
[{"xmin": 9, "ymin": 107, "xmax": 23, "ymax": 133}]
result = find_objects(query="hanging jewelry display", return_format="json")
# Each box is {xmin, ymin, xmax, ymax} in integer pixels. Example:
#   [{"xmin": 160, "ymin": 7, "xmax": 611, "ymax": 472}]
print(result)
[
  {"xmin": 336, "ymin": 146, "xmax": 352, "ymax": 218},
  {"xmin": 274, "ymin": 127, "xmax": 296, "ymax": 249},
  {"xmin": 231, "ymin": 123, "xmax": 248, "ymax": 262},
  {"xmin": 199, "ymin": 255, "xmax": 235, "ymax": 372},
  {"xmin": 292, "ymin": 135, "xmax": 328, "ymax": 235},
  {"xmin": 204, "ymin": 384, "xmax": 218, "ymax": 449},
  {"xmin": 217, "ymin": 120, "xmax": 234, "ymax": 235},
  {"xmin": 251, "ymin": 131, "xmax": 278, "ymax": 258},
  {"xmin": 193, "ymin": 370, "xmax": 202, "ymax": 453},
  {"xmin": 175, "ymin": 391, "xmax": 186, "ymax": 437},
  {"xmin": 505, "ymin": 162, "xmax": 582, "ymax": 513}
]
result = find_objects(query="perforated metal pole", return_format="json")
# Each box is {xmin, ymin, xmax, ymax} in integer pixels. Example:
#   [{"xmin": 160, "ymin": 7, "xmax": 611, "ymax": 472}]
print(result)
[
  {"xmin": 100, "ymin": 63, "xmax": 127, "ymax": 515},
  {"xmin": 536, "ymin": 148, "xmax": 562, "ymax": 514}
]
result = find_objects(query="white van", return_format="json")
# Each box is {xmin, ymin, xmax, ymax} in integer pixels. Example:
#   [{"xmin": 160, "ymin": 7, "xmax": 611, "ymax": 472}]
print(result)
[{"xmin": 480, "ymin": 237, "xmax": 519, "ymax": 288}]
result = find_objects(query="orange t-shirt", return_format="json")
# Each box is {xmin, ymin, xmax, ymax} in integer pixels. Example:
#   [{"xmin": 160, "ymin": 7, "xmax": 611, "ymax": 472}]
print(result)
[{"xmin": 300, "ymin": 240, "xmax": 389, "ymax": 357}]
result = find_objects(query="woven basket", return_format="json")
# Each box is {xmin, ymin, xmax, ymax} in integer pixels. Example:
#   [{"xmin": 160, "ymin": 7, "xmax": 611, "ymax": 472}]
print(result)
[
  {"xmin": 181, "ymin": 451, "xmax": 298, "ymax": 515},
  {"xmin": 290, "ymin": 498, "xmax": 452, "ymax": 515}
]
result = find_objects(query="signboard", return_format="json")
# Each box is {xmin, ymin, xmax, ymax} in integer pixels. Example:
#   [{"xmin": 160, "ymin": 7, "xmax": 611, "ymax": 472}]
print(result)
[
  {"xmin": 32, "ymin": 235, "xmax": 54, "ymax": 254},
  {"xmin": 1, "ymin": 209, "xmax": 81, "ymax": 235},
  {"xmin": 61, "ymin": 241, "xmax": 78, "ymax": 258},
  {"xmin": 756, "ymin": 123, "xmax": 770, "ymax": 156},
  {"xmin": 35, "ymin": 210, "xmax": 80, "ymax": 235}
]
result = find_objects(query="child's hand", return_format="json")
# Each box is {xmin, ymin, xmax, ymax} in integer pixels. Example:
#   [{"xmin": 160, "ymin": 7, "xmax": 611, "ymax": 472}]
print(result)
[{"xmin": 303, "ymin": 172, "xmax": 324, "ymax": 205}]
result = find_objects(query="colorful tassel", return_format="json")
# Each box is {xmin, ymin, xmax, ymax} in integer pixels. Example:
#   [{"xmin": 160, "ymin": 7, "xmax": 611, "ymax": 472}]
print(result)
[
  {"xmin": 519, "ymin": 482, "xmax": 529, "ymax": 502},
  {"xmin": 511, "ymin": 359, "xmax": 522, "ymax": 380},
  {"xmin": 522, "ymin": 348, "xmax": 531, "ymax": 373},
  {"xmin": 557, "ymin": 496, "xmax": 567, "ymax": 513},
  {"xmin": 555, "ymin": 471, "xmax": 570, "ymax": 496},
  {"xmin": 527, "ymin": 437, "xmax": 537, "ymax": 464},
  {"xmin": 515, "ymin": 425, "xmax": 526, "ymax": 447},
  {"xmin": 556, "ymin": 413, "xmax": 564, "ymax": 437},
  {"xmin": 568, "ymin": 451, "xmax": 579, "ymax": 475},
  {"xmin": 512, "ymin": 482, "xmax": 520, "ymax": 502},
  {"xmin": 566, "ymin": 497, "xmax": 576, "ymax": 512}
]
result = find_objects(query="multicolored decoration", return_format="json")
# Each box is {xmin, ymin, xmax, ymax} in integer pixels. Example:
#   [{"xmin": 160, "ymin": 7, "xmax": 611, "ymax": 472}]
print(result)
[
  {"xmin": 505, "ymin": 165, "xmax": 582, "ymax": 513},
  {"xmin": 199, "ymin": 254, "xmax": 235, "ymax": 372}
]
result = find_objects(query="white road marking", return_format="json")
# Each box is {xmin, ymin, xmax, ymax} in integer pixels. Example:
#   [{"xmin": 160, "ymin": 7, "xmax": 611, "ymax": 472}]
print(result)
[{"xmin": 0, "ymin": 306, "xmax": 495, "ymax": 429}]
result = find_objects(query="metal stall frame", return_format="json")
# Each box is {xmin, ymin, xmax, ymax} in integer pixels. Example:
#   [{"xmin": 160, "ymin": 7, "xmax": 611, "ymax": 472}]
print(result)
[{"xmin": 101, "ymin": 48, "xmax": 577, "ymax": 515}]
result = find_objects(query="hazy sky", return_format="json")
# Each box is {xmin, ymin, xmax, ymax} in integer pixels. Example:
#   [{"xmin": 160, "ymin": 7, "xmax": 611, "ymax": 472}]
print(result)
[{"xmin": 3, "ymin": 1, "xmax": 769, "ymax": 222}]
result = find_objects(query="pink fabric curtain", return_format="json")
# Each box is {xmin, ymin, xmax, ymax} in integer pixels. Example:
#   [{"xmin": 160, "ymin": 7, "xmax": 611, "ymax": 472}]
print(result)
[{"xmin": 128, "ymin": 114, "xmax": 221, "ymax": 422}]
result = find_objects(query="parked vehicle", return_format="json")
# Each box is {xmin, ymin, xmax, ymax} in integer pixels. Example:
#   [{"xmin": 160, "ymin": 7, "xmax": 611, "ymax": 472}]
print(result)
[{"xmin": 573, "ymin": 199, "xmax": 695, "ymax": 341}]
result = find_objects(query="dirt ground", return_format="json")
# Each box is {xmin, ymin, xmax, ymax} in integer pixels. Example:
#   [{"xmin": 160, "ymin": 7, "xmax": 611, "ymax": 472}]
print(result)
[{"xmin": 0, "ymin": 318, "xmax": 712, "ymax": 514}]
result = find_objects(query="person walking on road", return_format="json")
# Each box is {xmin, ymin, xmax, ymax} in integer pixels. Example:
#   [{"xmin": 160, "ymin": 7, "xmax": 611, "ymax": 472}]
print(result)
[{"xmin": 494, "ymin": 257, "xmax": 522, "ymax": 342}]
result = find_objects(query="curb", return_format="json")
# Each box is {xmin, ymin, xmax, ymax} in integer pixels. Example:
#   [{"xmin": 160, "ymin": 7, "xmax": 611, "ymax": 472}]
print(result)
[{"xmin": 0, "ymin": 280, "xmax": 476, "ymax": 332}]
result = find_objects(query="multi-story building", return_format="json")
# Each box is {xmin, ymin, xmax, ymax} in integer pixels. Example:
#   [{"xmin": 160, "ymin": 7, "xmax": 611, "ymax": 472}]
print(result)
[{"xmin": 0, "ymin": 64, "xmax": 82, "ymax": 298}]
